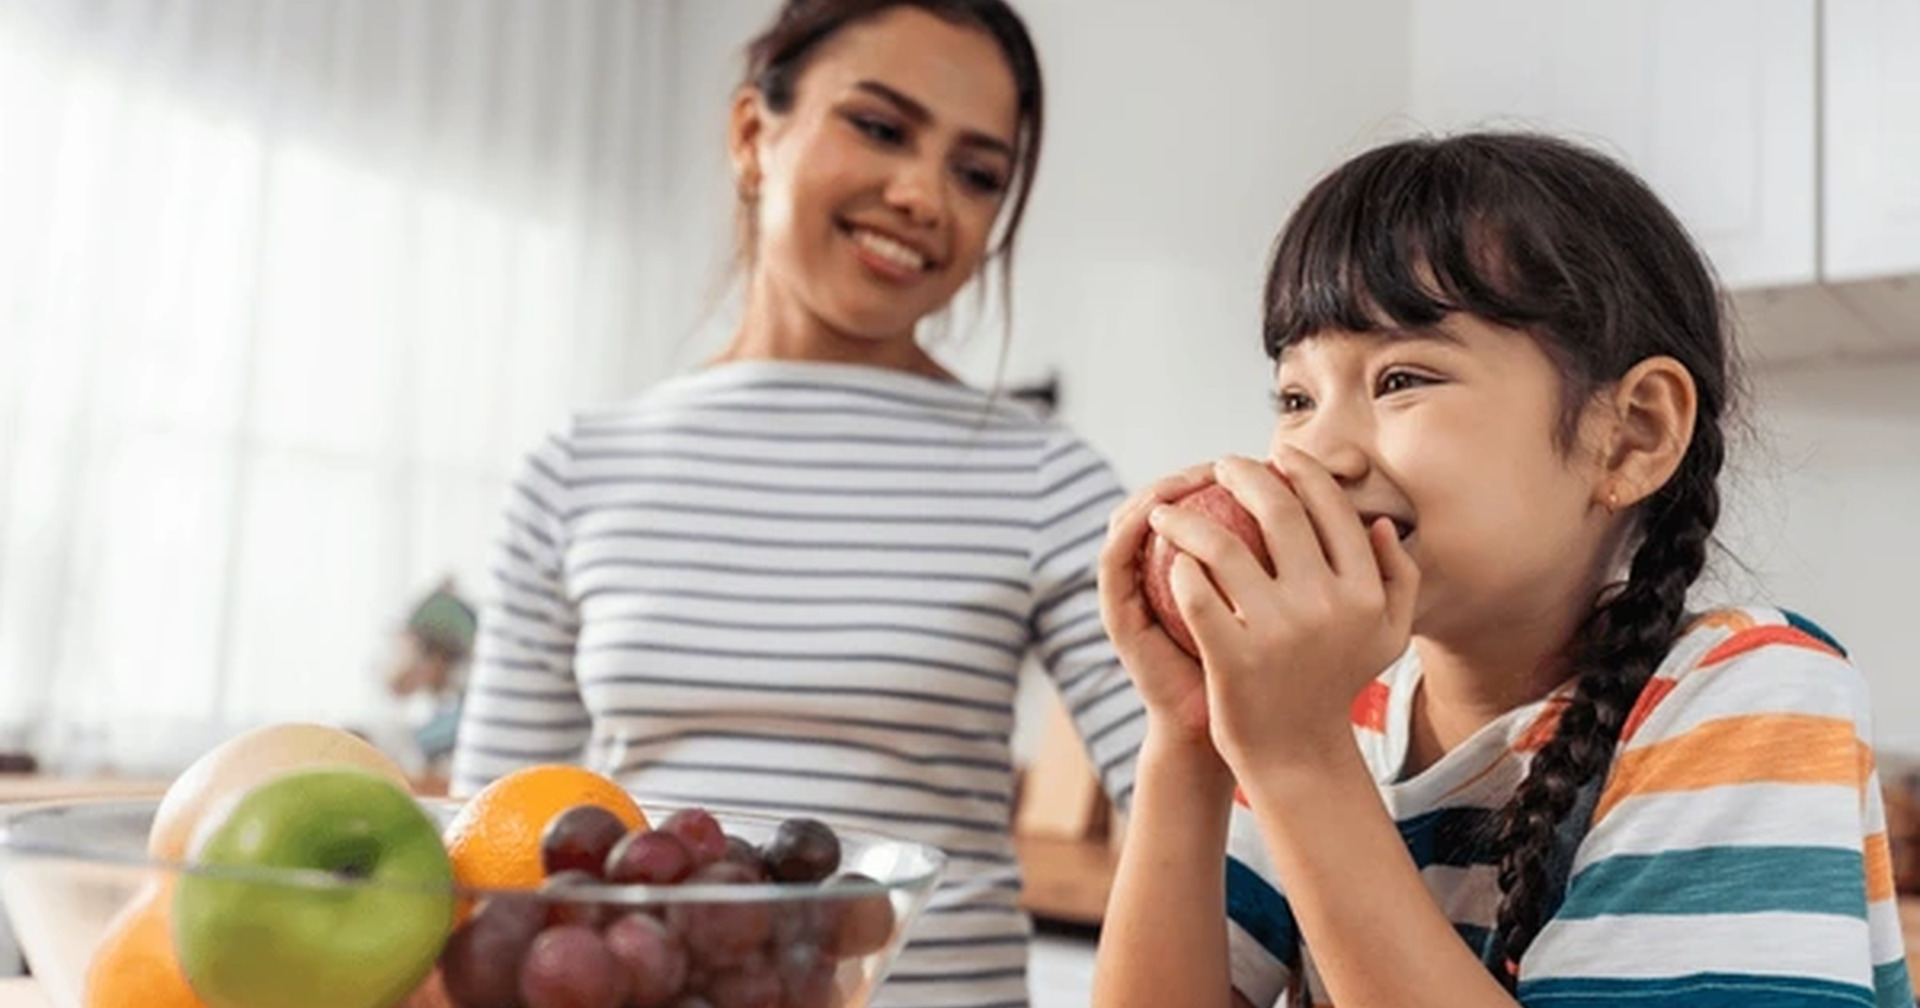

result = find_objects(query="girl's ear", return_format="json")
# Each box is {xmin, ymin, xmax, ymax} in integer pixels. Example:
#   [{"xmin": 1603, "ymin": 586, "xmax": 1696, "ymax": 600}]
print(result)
[{"xmin": 1595, "ymin": 356, "xmax": 1698, "ymax": 511}]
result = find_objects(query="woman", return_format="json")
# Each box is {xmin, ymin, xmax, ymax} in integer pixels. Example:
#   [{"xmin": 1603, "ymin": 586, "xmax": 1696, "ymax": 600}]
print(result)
[{"xmin": 451, "ymin": 3, "xmax": 1144, "ymax": 1006}]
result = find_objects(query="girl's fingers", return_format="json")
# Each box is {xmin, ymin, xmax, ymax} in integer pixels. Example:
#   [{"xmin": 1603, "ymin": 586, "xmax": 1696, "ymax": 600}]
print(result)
[
  {"xmin": 1210, "ymin": 456, "xmax": 1323, "ymax": 584},
  {"xmin": 1167, "ymin": 553, "xmax": 1235, "ymax": 659},
  {"xmin": 1370, "ymin": 517, "xmax": 1422, "ymax": 633},
  {"xmin": 1267, "ymin": 447, "xmax": 1379, "ymax": 581},
  {"xmin": 1100, "ymin": 462, "xmax": 1221, "ymax": 634}
]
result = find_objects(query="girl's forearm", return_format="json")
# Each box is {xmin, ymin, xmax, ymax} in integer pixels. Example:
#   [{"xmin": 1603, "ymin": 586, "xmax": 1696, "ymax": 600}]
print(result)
[{"xmin": 1091, "ymin": 729, "xmax": 1239, "ymax": 1008}]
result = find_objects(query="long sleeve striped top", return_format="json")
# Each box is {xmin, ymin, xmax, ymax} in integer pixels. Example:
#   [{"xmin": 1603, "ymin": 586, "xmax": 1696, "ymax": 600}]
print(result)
[
  {"xmin": 1225, "ymin": 606, "xmax": 1911, "ymax": 1008},
  {"xmin": 449, "ymin": 359, "xmax": 1145, "ymax": 1008}
]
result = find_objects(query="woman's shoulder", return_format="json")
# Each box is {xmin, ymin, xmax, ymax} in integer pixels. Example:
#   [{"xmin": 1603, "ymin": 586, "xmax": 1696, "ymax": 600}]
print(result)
[{"xmin": 1618, "ymin": 605, "xmax": 1869, "ymax": 749}]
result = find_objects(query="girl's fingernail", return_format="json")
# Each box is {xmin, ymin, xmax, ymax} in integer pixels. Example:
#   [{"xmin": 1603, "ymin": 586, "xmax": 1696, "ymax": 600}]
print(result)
[{"xmin": 1148, "ymin": 505, "xmax": 1168, "ymax": 526}]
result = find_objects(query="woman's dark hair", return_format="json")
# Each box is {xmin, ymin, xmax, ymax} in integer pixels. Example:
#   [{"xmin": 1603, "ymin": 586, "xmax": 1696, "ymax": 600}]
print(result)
[
  {"xmin": 740, "ymin": 0, "xmax": 1043, "ymax": 320},
  {"xmin": 1260, "ymin": 132, "xmax": 1733, "ymax": 983}
]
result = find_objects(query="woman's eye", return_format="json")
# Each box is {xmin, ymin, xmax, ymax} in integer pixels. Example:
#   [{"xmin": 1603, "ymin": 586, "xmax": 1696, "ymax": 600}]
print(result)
[
  {"xmin": 957, "ymin": 165, "xmax": 1007, "ymax": 195},
  {"xmin": 848, "ymin": 114, "xmax": 904, "ymax": 146},
  {"xmin": 1377, "ymin": 369, "xmax": 1435, "ymax": 395}
]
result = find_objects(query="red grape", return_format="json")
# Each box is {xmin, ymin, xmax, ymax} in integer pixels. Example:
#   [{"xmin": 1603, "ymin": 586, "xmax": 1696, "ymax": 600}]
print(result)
[
  {"xmin": 659, "ymin": 809, "xmax": 729, "ymax": 867},
  {"xmin": 541, "ymin": 805, "xmax": 629, "ymax": 879},
  {"xmin": 606, "ymin": 829, "xmax": 695, "ymax": 886},
  {"xmin": 669, "ymin": 863, "xmax": 773, "ymax": 969},
  {"xmin": 441, "ymin": 896, "xmax": 545, "ymax": 1008},
  {"xmin": 519, "ymin": 924, "xmax": 628, "ymax": 1008},
  {"xmin": 603, "ymin": 911, "xmax": 689, "ymax": 1008}
]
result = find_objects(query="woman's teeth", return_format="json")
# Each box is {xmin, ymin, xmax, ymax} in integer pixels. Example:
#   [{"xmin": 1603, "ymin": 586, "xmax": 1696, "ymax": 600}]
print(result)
[{"xmin": 851, "ymin": 228, "xmax": 929, "ymax": 272}]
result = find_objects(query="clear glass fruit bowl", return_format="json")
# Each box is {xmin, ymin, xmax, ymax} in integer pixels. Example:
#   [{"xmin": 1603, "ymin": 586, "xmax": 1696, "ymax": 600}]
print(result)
[{"xmin": 0, "ymin": 798, "xmax": 947, "ymax": 1008}]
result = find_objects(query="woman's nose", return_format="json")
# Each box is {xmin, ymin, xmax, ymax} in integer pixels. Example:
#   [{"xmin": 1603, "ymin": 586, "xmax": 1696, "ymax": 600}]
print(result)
[{"xmin": 884, "ymin": 157, "xmax": 945, "ymax": 229}]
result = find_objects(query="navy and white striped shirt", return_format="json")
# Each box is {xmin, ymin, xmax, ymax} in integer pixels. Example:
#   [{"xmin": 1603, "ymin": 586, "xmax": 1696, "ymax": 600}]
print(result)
[{"xmin": 450, "ymin": 359, "xmax": 1144, "ymax": 1008}]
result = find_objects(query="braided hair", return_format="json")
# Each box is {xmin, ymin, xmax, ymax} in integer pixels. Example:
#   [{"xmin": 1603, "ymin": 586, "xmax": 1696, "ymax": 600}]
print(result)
[{"xmin": 1258, "ymin": 132, "xmax": 1733, "ymax": 982}]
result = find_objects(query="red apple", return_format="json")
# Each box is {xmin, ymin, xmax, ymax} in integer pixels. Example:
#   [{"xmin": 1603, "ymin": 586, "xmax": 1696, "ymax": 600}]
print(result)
[{"xmin": 1140, "ymin": 483, "xmax": 1273, "ymax": 657}]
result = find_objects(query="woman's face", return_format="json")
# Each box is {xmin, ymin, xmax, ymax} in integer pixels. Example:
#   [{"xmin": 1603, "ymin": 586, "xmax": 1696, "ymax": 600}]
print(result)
[{"xmin": 732, "ymin": 7, "xmax": 1021, "ymax": 343}]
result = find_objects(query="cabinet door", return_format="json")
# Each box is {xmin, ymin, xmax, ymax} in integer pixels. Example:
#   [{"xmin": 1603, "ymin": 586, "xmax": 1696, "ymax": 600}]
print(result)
[
  {"xmin": 1411, "ymin": 0, "xmax": 1817, "ymax": 290},
  {"xmin": 1824, "ymin": 0, "xmax": 1920, "ymax": 282}
]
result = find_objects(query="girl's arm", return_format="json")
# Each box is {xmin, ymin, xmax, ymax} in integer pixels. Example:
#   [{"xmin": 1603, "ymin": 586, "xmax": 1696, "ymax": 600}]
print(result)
[
  {"xmin": 1092, "ymin": 464, "xmax": 1258, "ymax": 1008},
  {"xmin": 1091, "ymin": 729, "xmax": 1247, "ymax": 1008}
]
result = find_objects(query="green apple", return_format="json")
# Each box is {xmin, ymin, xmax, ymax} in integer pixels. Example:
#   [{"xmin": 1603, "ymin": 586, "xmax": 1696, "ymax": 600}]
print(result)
[{"xmin": 173, "ymin": 767, "xmax": 456, "ymax": 1008}]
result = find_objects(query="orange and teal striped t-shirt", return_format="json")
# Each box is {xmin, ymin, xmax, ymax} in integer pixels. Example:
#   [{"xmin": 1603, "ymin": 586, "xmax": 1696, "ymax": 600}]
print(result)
[{"xmin": 1224, "ymin": 606, "xmax": 1911, "ymax": 1008}]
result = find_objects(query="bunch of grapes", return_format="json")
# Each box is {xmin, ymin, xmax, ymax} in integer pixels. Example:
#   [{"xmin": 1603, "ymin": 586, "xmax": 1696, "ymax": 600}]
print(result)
[{"xmin": 436, "ymin": 806, "xmax": 897, "ymax": 1008}]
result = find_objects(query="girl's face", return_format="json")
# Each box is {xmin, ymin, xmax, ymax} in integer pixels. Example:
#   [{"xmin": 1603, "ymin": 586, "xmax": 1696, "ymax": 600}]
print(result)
[
  {"xmin": 734, "ymin": 7, "xmax": 1020, "ymax": 343},
  {"xmin": 1269, "ymin": 315, "xmax": 1620, "ymax": 640}
]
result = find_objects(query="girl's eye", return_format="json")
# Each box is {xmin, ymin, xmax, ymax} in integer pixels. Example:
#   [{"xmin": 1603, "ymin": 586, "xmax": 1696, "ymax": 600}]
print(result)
[
  {"xmin": 1377, "ymin": 369, "xmax": 1436, "ymax": 395},
  {"xmin": 957, "ymin": 165, "xmax": 1007, "ymax": 196},
  {"xmin": 848, "ymin": 114, "xmax": 905, "ymax": 146},
  {"xmin": 1271, "ymin": 389, "xmax": 1314, "ymax": 414}
]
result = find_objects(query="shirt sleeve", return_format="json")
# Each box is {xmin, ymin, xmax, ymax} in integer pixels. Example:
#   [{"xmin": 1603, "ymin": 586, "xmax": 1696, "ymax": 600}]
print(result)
[
  {"xmin": 448, "ymin": 432, "xmax": 594, "ymax": 797},
  {"xmin": 1028, "ymin": 427, "xmax": 1145, "ymax": 812},
  {"xmin": 1516, "ymin": 619, "xmax": 1911, "ymax": 1008}
]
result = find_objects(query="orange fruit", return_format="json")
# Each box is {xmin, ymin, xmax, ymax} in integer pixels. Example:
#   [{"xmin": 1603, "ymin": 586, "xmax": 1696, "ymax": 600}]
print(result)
[
  {"xmin": 443, "ymin": 765, "xmax": 645, "ymax": 892},
  {"xmin": 84, "ymin": 882, "xmax": 211, "ymax": 1008}
]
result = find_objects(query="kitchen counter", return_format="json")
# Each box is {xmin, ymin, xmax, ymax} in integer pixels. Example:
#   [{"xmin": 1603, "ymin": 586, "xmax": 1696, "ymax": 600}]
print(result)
[
  {"xmin": 0, "ymin": 979, "xmax": 43, "ymax": 1007},
  {"xmin": 0, "ymin": 775, "xmax": 170, "ymax": 804}
]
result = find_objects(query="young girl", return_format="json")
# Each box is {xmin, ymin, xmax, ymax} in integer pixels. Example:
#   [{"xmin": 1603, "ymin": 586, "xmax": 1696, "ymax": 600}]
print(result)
[
  {"xmin": 451, "ymin": 3, "xmax": 1144, "ymax": 1006},
  {"xmin": 1092, "ymin": 132, "xmax": 1910, "ymax": 1008}
]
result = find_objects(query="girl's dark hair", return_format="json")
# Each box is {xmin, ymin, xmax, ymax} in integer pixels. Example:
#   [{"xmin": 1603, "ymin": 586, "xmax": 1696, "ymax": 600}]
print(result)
[
  {"xmin": 740, "ymin": 0, "xmax": 1043, "ymax": 321},
  {"xmin": 1260, "ymin": 132, "xmax": 1732, "ymax": 982}
]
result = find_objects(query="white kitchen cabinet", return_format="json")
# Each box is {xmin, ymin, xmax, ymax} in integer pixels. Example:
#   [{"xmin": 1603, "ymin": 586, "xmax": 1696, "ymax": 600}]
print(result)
[
  {"xmin": 1410, "ymin": 0, "xmax": 1818, "ymax": 291},
  {"xmin": 1823, "ymin": 0, "xmax": 1920, "ymax": 282}
]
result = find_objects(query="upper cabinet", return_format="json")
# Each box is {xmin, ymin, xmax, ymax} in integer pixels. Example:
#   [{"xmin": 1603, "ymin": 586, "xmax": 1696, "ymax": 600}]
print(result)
[
  {"xmin": 1411, "ymin": 0, "xmax": 1818, "ymax": 291},
  {"xmin": 1824, "ymin": 0, "xmax": 1920, "ymax": 283}
]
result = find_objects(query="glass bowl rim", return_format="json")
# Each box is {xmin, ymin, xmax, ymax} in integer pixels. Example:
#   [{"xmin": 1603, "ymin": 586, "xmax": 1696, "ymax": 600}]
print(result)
[{"xmin": 0, "ymin": 797, "xmax": 947, "ymax": 906}]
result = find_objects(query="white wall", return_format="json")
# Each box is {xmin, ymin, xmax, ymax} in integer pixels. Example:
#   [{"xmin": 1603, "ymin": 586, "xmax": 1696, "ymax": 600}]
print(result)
[{"xmin": 1715, "ymin": 358, "xmax": 1920, "ymax": 753}]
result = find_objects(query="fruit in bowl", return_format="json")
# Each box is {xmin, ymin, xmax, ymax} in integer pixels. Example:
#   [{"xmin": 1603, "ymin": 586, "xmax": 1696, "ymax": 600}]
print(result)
[
  {"xmin": 0, "ymin": 726, "xmax": 944, "ymax": 1008},
  {"xmin": 173, "ymin": 768, "xmax": 456, "ymax": 1008}
]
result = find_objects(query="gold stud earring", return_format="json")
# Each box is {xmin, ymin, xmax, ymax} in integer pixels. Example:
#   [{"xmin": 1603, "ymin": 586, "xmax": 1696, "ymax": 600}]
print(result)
[{"xmin": 1605, "ymin": 489, "xmax": 1622, "ymax": 513}]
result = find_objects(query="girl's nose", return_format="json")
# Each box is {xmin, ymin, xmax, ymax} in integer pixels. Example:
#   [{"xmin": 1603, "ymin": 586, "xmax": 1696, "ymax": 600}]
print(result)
[{"xmin": 1276, "ymin": 417, "xmax": 1373, "ymax": 486}]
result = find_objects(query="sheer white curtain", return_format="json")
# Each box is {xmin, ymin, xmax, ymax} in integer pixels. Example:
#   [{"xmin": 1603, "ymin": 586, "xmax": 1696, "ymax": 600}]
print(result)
[{"xmin": 0, "ymin": 0, "xmax": 689, "ymax": 775}]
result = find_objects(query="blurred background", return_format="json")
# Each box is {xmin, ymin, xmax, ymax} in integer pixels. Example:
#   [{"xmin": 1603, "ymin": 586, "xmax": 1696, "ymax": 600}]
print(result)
[{"xmin": 0, "ymin": 4, "xmax": 1917, "ymax": 986}]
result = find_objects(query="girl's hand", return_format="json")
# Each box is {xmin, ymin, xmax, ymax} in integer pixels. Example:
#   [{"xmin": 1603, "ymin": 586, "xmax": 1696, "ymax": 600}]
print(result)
[
  {"xmin": 1098, "ymin": 463, "xmax": 1218, "ymax": 746},
  {"xmin": 1152, "ymin": 448, "xmax": 1420, "ymax": 770}
]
